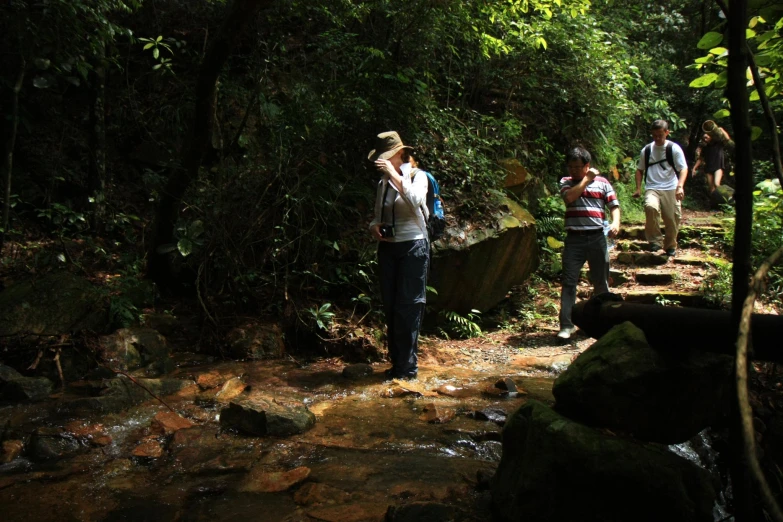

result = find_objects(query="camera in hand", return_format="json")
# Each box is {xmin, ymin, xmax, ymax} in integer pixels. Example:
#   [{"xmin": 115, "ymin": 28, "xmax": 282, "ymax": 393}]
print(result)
[{"xmin": 379, "ymin": 224, "xmax": 395, "ymax": 238}]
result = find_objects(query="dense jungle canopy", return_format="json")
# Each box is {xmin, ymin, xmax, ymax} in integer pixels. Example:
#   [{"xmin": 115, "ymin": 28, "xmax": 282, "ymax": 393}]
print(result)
[{"xmin": 1, "ymin": 0, "xmax": 783, "ymax": 328}]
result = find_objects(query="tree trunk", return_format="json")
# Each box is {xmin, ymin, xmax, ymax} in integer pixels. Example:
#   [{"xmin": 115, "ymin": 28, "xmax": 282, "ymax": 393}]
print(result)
[
  {"xmin": 0, "ymin": 57, "xmax": 25, "ymax": 253},
  {"xmin": 89, "ymin": 40, "xmax": 108, "ymax": 234},
  {"xmin": 724, "ymin": 0, "xmax": 756, "ymax": 519},
  {"xmin": 147, "ymin": 0, "xmax": 268, "ymax": 288}
]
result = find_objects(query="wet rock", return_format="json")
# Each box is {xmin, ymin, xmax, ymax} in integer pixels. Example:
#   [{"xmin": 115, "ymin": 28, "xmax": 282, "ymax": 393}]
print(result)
[
  {"xmin": 491, "ymin": 400, "xmax": 716, "ymax": 522},
  {"xmin": 386, "ymin": 502, "xmax": 468, "ymax": 522},
  {"xmin": 476, "ymin": 469, "xmax": 494, "ymax": 490},
  {"xmin": 132, "ymin": 440, "xmax": 163, "ymax": 458},
  {"xmin": 434, "ymin": 384, "xmax": 471, "ymax": 398},
  {"xmin": 307, "ymin": 503, "xmax": 387, "ymax": 522},
  {"xmin": 470, "ymin": 408, "xmax": 507, "ymax": 426},
  {"xmin": 1, "ymin": 375, "xmax": 54, "ymax": 402},
  {"xmin": 294, "ymin": 482, "xmax": 351, "ymax": 506},
  {"xmin": 419, "ymin": 403, "xmax": 455, "ymax": 424},
  {"xmin": 151, "ymin": 411, "xmax": 195, "ymax": 435},
  {"xmin": 215, "ymin": 376, "xmax": 247, "ymax": 402},
  {"xmin": 0, "ymin": 272, "xmax": 107, "ymax": 337},
  {"xmin": 0, "ymin": 364, "xmax": 23, "ymax": 383},
  {"xmin": 63, "ymin": 421, "xmax": 112, "ymax": 447},
  {"xmin": 100, "ymin": 327, "xmax": 173, "ymax": 377},
  {"xmin": 58, "ymin": 376, "xmax": 195, "ymax": 415},
  {"xmin": 196, "ymin": 371, "xmax": 224, "ymax": 389},
  {"xmin": 553, "ymin": 321, "xmax": 733, "ymax": 444},
  {"xmin": 226, "ymin": 322, "xmax": 285, "ymax": 359},
  {"xmin": 140, "ymin": 312, "xmax": 179, "ymax": 337},
  {"xmin": 382, "ymin": 381, "xmax": 437, "ymax": 398},
  {"xmin": 238, "ymin": 466, "xmax": 310, "ymax": 493},
  {"xmin": 1, "ymin": 440, "xmax": 24, "ymax": 463},
  {"xmin": 220, "ymin": 395, "xmax": 316, "ymax": 436},
  {"xmin": 495, "ymin": 377, "xmax": 518, "ymax": 393},
  {"xmin": 27, "ymin": 428, "xmax": 85, "ymax": 462},
  {"xmin": 185, "ymin": 454, "xmax": 253, "ymax": 475},
  {"xmin": 342, "ymin": 363, "xmax": 374, "ymax": 381}
]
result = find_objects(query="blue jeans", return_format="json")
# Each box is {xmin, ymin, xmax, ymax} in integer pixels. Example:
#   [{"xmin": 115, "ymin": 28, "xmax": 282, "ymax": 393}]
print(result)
[
  {"xmin": 559, "ymin": 232, "xmax": 610, "ymax": 329},
  {"xmin": 378, "ymin": 239, "xmax": 429, "ymax": 376}
]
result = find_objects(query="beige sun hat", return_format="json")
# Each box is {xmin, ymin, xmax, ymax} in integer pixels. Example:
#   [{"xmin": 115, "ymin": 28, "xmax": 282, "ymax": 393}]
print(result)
[{"xmin": 367, "ymin": 131, "xmax": 413, "ymax": 162}]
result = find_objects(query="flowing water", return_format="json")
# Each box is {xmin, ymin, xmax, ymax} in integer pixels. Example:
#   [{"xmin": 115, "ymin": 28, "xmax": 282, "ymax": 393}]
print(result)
[{"xmin": 0, "ymin": 356, "xmax": 557, "ymax": 522}]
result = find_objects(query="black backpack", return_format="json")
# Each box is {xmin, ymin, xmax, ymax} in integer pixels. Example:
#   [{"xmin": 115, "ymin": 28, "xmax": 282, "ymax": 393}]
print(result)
[{"xmin": 643, "ymin": 142, "xmax": 675, "ymax": 183}]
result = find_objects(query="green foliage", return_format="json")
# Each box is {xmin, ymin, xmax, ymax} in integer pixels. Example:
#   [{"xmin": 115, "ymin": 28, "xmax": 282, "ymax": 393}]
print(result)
[
  {"xmin": 306, "ymin": 303, "xmax": 336, "ymax": 331},
  {"xmin": 439, "ymin": 309, "xmax": 483, "ymax": 339},
  {"xmin": 701, "ymin": 259, "xmax": 733, "ymax": 308}
]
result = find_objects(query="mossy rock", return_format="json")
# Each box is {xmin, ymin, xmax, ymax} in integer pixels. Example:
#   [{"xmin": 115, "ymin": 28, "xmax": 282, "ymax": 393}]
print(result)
[{"xmin": 0, "ymin": 272, "xmax": 108, "ymax": 337}]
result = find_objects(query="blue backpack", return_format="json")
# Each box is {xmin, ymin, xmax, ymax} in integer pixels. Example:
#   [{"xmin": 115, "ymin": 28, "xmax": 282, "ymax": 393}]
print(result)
[{"xmin": 413, "ymin": 168, "xmax": 446, "ymax": 241}]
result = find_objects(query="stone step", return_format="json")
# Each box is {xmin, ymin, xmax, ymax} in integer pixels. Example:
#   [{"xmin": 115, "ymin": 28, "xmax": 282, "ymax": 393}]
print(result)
[
  {"xmin": 673, "ymin": 256, "xmax": 709, "ymax": 267},
  {"xmin": 634, "ymin": 269, "xmax": 677, "ymax": 285},
  {"xmin": 580, "ymin": 268, "xmax": 630, "ymax": 286},
  {"xmin": 620, "ymin": 289, "xmax": 706, "ymax": 307},
  {"xmin": 615, "ymin": 252, "xmax": 669, "ymax": 266},
  {"xmin": 615, "ymin": 240, "xmax": 642, "ymax": 253}
]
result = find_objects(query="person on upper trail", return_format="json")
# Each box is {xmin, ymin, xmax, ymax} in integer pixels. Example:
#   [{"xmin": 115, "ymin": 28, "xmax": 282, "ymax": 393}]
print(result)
[
  {"xmin": 368, "ymin": 131, "xmax": 429, "ymax": 380},
  {"xmin": 557, "ymin": 147, "xmax": 621, "ymax": 341},
  {"xmin": 633, "ymin": 119, "xmax": 688, "ymax": 257},
  {"xmin": 693, "ymin": 121, "xmax": 732, "ymax": 194}
]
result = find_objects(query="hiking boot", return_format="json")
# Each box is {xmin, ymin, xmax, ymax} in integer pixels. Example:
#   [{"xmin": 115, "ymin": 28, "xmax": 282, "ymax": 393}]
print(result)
[
  {"xmin": 557, "ymin": 327, "xmax": 577, "ymax": 340},
  {"xmin": 644, "ymin": 243, "xmax": 662, "ymax": 252},
  {"xmin": 665, "ymin": 248, "xmax": 676, "ymax": 257}
]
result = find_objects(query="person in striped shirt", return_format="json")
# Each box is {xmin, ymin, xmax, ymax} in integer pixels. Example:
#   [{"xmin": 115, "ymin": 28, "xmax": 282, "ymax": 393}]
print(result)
[{"xmin": 557, "ymin": 147, "xmax": 621, "ymax": 340}]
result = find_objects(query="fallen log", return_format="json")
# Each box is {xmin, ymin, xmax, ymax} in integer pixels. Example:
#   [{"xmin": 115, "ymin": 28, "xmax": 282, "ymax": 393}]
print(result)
[{"xmin": 572, "ymin": 298, "xmax": 783, "ymax": 362}]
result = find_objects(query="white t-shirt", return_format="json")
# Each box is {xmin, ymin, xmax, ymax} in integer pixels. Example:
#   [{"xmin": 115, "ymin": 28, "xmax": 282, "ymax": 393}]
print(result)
[{"xmin": 637, "ymin": 140, "xmax": 687, "ymax": 191}]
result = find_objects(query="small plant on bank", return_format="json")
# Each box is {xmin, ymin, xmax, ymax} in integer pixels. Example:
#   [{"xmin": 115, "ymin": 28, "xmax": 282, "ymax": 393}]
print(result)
[
  {"xmin": 439, "ymin": 309, "xmax": 483, "ymax": 339},
  {"xmin": 307, "ymin": 303, "xmax": 335, "ymax": 331}
]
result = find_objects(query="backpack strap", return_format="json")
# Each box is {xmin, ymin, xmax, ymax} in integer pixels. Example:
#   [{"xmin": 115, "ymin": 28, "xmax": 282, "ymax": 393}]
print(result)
[{"xmin": 643, "ymin": 142, "xmax": 676, "ymax": 183}]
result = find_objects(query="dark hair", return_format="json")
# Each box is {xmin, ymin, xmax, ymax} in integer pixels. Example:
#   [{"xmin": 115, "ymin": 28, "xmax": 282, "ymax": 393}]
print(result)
[
  {"xmin": 651, "ymin": 119, "xmax": 669, "ymax": 131},
  {"xmin": 566, "ymin": 147, "xmax": 591, "ymax": 165},
  {"xmin": 402, "ymin": 150, "xmax": 419, "ymax": 168}
]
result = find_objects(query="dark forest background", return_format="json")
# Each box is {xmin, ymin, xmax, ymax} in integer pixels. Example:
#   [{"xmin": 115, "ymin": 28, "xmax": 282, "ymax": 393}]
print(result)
[{"xmin": 1, "ymin": 0, "xmax": 782, "ymax": 336}]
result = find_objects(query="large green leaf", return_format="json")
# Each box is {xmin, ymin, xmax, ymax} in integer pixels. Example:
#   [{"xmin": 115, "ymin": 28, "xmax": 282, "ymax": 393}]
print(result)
[
  {"xmin": 697, "ymin": 32, "xmax": 723, "ymax": 49},
  {"xmin": 751, "ymin": 126, "xmax": 763, "ymax": 140},
  {"xmin": 177, "ymin": 238, "xmax": 193, "ymax": 257},
  {"xmin": 690, "ymin": 73, "xmax": 718, "ymax": 88},
  {"xmin": 713, "ymin": 109, "xmax": 730, "ymax": 119}
]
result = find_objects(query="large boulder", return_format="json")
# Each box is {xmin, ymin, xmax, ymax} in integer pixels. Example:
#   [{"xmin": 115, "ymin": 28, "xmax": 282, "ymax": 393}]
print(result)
[
  {"xmin": 553, "ymin": 321, "xmax": 733, "ymax": 444},
  {"xmin": 220, "ymin": 393, "xmax": 316, "ymax": 436},
  {"xmin": 0, "ymin": 271, "xmax": 107, "ymax": 337},
  {"xmin": 99, "ymin": 327, "xmax": 173, "ymax": 376},
  {"xmin": 429, "ymin": 198, "xmax": 538, "ymax": 314},
  {"xmin": 491, "ymin": 400, "xmax": 716, "ymax": 522}
]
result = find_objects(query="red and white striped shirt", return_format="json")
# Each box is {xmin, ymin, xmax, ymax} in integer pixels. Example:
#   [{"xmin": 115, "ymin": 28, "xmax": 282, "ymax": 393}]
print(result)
[{"xmin": 559, "ymin": 176, "xmax": 619, "ymax": 231}]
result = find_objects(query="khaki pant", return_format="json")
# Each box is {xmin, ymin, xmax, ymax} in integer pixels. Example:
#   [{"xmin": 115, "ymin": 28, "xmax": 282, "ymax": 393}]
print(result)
[{"xmin": 644, "ymin": 189, "xmax": 680, "ymax": 251}]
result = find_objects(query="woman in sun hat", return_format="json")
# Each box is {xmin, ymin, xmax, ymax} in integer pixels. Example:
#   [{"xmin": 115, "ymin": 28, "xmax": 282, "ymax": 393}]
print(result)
[{"xmin": 368, "ymin": 131, "xmax": 429, "ymax": 380}]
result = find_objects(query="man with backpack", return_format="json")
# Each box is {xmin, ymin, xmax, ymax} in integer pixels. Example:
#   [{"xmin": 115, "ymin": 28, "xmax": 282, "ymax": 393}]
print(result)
[{"xmin": 633, "ymin": 119, "xmax": 689, "ymax": 256}]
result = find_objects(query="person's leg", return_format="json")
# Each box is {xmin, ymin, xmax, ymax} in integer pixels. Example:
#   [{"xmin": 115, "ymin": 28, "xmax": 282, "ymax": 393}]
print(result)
[
  {"xmin": 377, "ymin": 242, "xmax": 400, "ymax": 372},
  {"xmin": 706, "ymin": 172, "xmax": 715, "ymax": 192},
  {"xmin": 643, "ymin": 190, "xmax": 663, "ymax": 249},
  {"xmin": 586, "ymin": 233, "xmax": 610, "ymax": 296},
  {"xmin": 713, "ymin": 168, "xmax": 723, "ymax": 188},
  {"xmin": 559, "ymin": 236, "xmax": 587, "ymax": 331},
  {"xmin": 391, "ymin": 239, "xmax": 429, "ymax": 377},
  {"xmin": 659, "ymin": 189, "xmax": 680, "ymax": 252}
]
